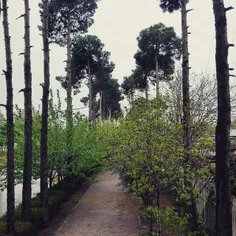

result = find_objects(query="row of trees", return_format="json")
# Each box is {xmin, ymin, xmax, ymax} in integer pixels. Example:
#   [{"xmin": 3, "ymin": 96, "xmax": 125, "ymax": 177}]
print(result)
[
  {"xmin": 1, "ymin": 0, "xmax": 234, "ymax": 235},
  {"xmin": 104, "ymin": 96, "xmax": 214, "ymax": 235},
  {"xmin": 0, "ymin": 0, "xmax": 112, "ymax": 234},
  {"xmin": 120, "ymin": 0, "xmax": 233, "ymax": 234},
  {"xmin": 122, "ymin": 23, "xmax": 181, "ymax": 103},
  {"xmin": 158, "ymin": 0, "xmax": 234, "ymax": 234}
]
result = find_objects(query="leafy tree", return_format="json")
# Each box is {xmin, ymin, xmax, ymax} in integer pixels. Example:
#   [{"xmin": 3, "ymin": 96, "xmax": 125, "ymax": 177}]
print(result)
[
  {"xmin": 103, "ymin": 97, "xmax": 214, "ymax": 235},
  {"xmin": 121, "ymin": 76, "xmax": 136, "ymax": 106},
  {"xmin": 212, "ymin": 0, "xmax": 233, "ymax": 234},
  {"xmin": 1, "ymin": 0, "xmax": 15, "ymax": 232},
  {"xmin": 99, "ymin": 78, "xmax": 123, "ymax": 120},
  {"xmin": 46, "ymin": 0, "xmax": 98, "ymax": 149},
  {"xmin": 135, "ymin": 23, "xmax": 181, "ymax": 96},
  {"xmin": 71, "ymin": 35, "xmax": 116, "ymax": 121},
  {"xmin": 133, "ymin": 66, "xmax": 152, "ymax": 100}
]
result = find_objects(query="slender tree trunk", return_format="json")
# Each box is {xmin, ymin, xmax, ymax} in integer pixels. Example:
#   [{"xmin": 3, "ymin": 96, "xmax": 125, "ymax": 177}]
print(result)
[
  {"xmin": 88, "ymin": 60, "xmax": 93, "ymax": 122},
  {"xmin": 213, "ymin": 0, "xmax": 232, "ymax": 234},
  {"xmin": 181, "ymin": 0, "xmax": 190, "ymax": 158},
  {"xmin": 40, "ymin": 0, "xmax": 50, "ymax": 226},
  {"xmin": 22, "ymin": 0, "xmax": 33, "ymax": 221},
  {"xmin": 145, "ymin": 75, "xmax": 149, "ymax": 101},
  {"xmin": 92, "ymin": 96, "xmax": 96, "ymax": 121},
  {"xmin": 100, "ymin": 91, "xmax": 103, "ymax": 121},
  {"xmin": 2, "ymin": 0, "xmax": 15, "ymax": 233},
  {"xmin": 155, "ymin": 58, "xmax": 159, "ymax": 97},
  {"xmin": 145, "ymin": 87, "xmax": 149, "ymax": 101},
  {"xmin": 130, "ymin": 88, "xmax": 135, "ymax": 109},
  {"xmin": 66, "ymin": 21, "xmax": 73, "ymax": 166},
  {"xmin": 108, "ymin": 105, "xmax": 112, "ymax": 122},
  {"xmin": 181, "ymin": 0, "xmax": 196, "ymax": 231},
  {"xmin": 102, "ymin": 96, "xmax": 106, "ymax": 120}
]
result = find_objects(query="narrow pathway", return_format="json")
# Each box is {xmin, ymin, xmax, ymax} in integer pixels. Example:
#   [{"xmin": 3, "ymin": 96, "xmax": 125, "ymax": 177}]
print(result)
[{"xmin": 56, "ymin": 171, "xmax": 143, "ymax": 236}]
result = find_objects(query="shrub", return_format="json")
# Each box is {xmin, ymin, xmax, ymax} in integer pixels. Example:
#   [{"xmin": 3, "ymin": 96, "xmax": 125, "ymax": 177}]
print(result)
[
  {"xmin": 53, "ymin": 182, "xmax": 77, "ymax": 197},
  {"xmin": 31, "ymin": 207, "xmax": 43, "ymax": 228},
  {"xmin": 31, "ymin": 196, "xmax": 41, "ymax": 207},
  {"xmin": 0, "ymin": 221, "xmax": 38, "ymax": 236},
  {"xmin": 15, "ymin": 221, "xmax": 38, "ymax": 236},
  {"xmin": 0, "ymin": 220, "xmax": 7, "ymax": 234}
]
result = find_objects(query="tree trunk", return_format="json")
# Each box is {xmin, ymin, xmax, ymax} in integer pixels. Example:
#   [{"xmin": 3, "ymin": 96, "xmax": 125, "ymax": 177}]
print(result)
[
  {"xmin": 155, "ymin": 58, "xmax": 159, "ymax": 97},
  {"xmin": 213, "ymin": 0, "xmax": 232, "ymax": 235},
  {"xmin": 66, "ymin": 21, "xmax": 73, "ymax": 165},
  {"xmin": 145, "ymin": 84, "xmax": 149, "ymax": 101},
  {"xmin": 40, "ymin": 0, "xmax": 50, "ymax": 226},
  {"xmin": 100, "ymin": 91, "xmax": 103, "ymax": 121},
  {"xmin": 92, "ymin": 96, "xmax": 96, "ymax": 121},
  {"xmin": 108, "ymin": 105, "xmax": 112, "ymax": 122},
  {"xmin": 88, "ymin": 60, "xmax": 93, "ymax": 122},
  {"xmin": 130, "ymin": 91, "xmax": 134, "ymax": 108},
  {"xmin": 22, "ymin": 0, "xmax": 33, "ymax": 221},
  {"xmin": 181, "ymin": 0, "xmax": 191, "ymax": 159},
  {"xmin": 2, "ymin": 0, "xmax": 15, "ymax": 233}
]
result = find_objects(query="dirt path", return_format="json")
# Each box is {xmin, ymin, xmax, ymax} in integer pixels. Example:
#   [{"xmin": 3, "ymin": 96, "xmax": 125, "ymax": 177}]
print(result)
[
  {"xmin": 39, "ymin": 181, "xmax": 91, "ymax": 236},
  {"xmin": 55, "ymin": 171, "xmax": 144, "ymax": 236}
]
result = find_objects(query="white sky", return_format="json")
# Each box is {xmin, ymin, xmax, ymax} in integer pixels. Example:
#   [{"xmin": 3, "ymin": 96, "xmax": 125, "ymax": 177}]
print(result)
[{"xmin": 0, "ymin": 0, "xmax": 236, "ymax": 115}]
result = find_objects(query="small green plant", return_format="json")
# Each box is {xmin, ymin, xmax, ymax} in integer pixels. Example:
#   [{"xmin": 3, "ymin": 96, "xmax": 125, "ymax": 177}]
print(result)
[
  {"xmin": 142, "ymin": 206, "xmax": 189, "ymax": 235},
  {"xmin": 72, "ymin": 198, "xmax": 80, "ymax": 206},
  {"xmin": 188, "ymin": 217, "xmax": 209, "ymax": 236},
  {"xmin": 0, "ymin": 221, "xmax": 7, "ymax": 233}
]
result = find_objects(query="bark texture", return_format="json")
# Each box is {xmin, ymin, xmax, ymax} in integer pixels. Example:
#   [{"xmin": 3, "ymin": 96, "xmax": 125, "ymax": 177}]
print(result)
[
  {"xmin": 66, "ymin": 21, "xmax": 73, "ymax": 164},
  {"xmin": 155, "ymin": 58, "xmax": 159, "ymax": 97},
  {"xmin": 181, "ymin": 0, "xmax": 190, "ymax": 160},
  {"xmin": 100, "ymin": 91, "xmax": 103, "ymax": 121},
  {"xmin": 2, "ymin": 0, "xmax": 15, "ymax": 233},
  {"xmin": 88, "ymin": 59, "xmax": 93, "ymax": 122},
  {"xmin": 40, "ymin": 0, "xmax": 50, "ymax": 226},
  {"xmin": 213, "ymin": 0, "xmax": 232, "ymax": 235},
  {"xmin": 22, "ymin": 0, "xmax": 33, "ymax": 221}
]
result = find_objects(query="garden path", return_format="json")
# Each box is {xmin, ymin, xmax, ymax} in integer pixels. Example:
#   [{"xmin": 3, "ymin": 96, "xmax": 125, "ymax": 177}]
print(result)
[{"xmin": 55, "ymin": 171, "xmax": 144, "ymax": 236}]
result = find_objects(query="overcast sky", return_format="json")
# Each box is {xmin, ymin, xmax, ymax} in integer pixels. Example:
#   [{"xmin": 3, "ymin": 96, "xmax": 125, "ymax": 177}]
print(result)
[{"xmin": 0, "ymin": 0, "xmax": 236, "ymax": 115}]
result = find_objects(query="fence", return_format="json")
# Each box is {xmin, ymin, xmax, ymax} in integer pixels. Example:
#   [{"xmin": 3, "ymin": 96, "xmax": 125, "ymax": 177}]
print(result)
[{"xmin": 196, "ymin": 186, "xmax": 236, "ymax": 235}]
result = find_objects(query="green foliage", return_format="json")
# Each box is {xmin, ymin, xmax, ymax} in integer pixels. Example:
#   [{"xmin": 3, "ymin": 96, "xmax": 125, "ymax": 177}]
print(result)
[
  {"xmin": 70, "ymin": 35, "xmax": 123, "ymax": 119},
  {"xmin": 0, "ymin": 221, "xmax": 7, "ymax": 233},
  {"xmin": 188, "ymin": 217, "xmax": 209, "ymax": 236},
  {"xmin": 103, "ymin": 98, "xmax": 214, "ymax": 234},
  {"xmin": 143, "ymin": 206, "xmax": 189, "ymax": 235},
  {"xmin": 39, "ymin": 0, "xmax": 98, "ymax": 46},
  {"xmin": 0, "ymin": 113, "xmax": 6, "ymax": 156},
  {"xmin": 0, "ymin": 220, "xmax": 36, "ymax": 235},
  {"xmin": 0, "ymin": 90, "xmax": 108, "ymax": 190},
  {"xmin": 31, "ymin": 208, "xmax": 44, "ymax": 227},
  {"xmin": 135, "ymin": 23, "xmax": 181, "ymax": 83}
]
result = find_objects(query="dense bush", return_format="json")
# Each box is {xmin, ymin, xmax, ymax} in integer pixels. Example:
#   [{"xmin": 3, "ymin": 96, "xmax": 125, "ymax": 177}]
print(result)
[
  {"xmin": 103, "ymin": 98, "xmax": 214, "ymax": 235},
  {"xmin": 0, "ymin": 220, "xmax": 37, "ymax": 236},
  {"xmin": 0, "ymin": 168, "xmax": 97, "ymax": 235},
  {"xmin": 0, "ymin": 91, "xmax": 108, "ymax": 189}
]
